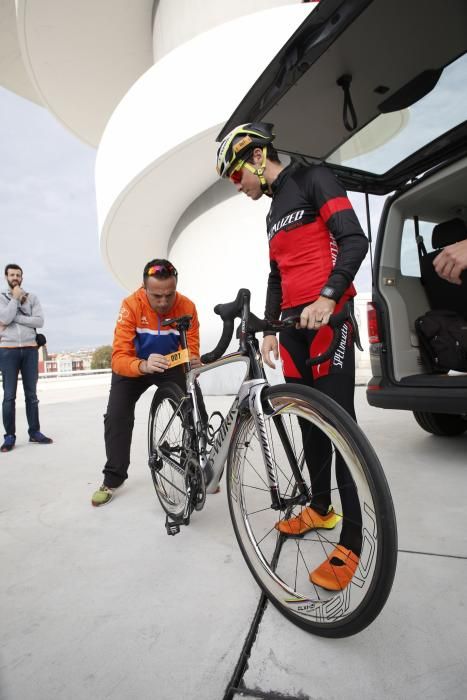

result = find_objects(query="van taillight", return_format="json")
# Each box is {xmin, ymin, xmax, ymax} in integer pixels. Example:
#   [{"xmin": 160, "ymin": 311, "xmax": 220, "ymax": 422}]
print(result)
[{"xmin": 367, "ymin": 302, "xmax": 381, "ymax": 344}]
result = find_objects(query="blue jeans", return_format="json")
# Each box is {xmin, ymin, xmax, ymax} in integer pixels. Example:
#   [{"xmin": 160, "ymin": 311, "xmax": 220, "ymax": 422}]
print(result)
[{"xmin": 0, "ymin": 347, "xmax": 40, "ymax": 437}]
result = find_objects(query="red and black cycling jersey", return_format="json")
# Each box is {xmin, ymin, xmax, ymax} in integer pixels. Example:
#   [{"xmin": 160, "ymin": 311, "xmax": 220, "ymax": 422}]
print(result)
[{"xmin": 264, "ymin": 161, "xmax": 368, "ymax": 319}]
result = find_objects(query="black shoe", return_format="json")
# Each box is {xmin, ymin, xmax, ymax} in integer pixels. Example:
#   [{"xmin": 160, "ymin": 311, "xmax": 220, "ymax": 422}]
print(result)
[
  {"xmin": 29, "ymin": 431, "xmax": 53, "ymax": 444},
  {"xmin": 1, "ymin": 435, "xmax": 16, "ymax": 452}
]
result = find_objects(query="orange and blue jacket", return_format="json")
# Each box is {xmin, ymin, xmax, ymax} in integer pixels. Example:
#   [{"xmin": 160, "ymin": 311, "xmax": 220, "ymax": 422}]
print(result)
[{"xmin": 111, "ymin": 287, "xmax": 200, "ymax": 377}]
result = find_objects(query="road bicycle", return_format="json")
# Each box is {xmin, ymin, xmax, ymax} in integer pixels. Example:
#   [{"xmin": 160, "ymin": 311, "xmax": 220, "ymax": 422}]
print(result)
[{"xmin": 147, "ymin": 289, "xmax": 397, "ymax": 637}]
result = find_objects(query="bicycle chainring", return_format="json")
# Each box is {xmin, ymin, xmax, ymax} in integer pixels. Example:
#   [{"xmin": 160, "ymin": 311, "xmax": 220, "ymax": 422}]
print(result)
[{"xmin": 185, "ymin": 456, "xmax": 206, "ymax": 512}]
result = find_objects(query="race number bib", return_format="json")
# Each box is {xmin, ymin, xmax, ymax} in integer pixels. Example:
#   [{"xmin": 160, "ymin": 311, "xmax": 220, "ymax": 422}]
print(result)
[{"xmin": 164, "ymin": 348, "xmax": 190, "ymax": 368}]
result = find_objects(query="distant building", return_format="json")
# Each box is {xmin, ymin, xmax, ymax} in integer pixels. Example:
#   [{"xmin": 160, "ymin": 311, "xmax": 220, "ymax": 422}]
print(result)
[
  {"xmin": 37, "ymin": 346, "xmax": 48, "ymax": 374},
  {"xmin": 41, "ymin": 349, "xmax": 94, "ymax": 375}
]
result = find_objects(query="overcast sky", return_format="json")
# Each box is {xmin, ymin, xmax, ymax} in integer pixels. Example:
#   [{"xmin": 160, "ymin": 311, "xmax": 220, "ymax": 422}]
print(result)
[
  {"xmin": 0, "ymin": 86, "xmax": 383, "ymax": 354},
  {"xmin": 0, "ymin": 87, "xmax": 124, "ymax": 353}
]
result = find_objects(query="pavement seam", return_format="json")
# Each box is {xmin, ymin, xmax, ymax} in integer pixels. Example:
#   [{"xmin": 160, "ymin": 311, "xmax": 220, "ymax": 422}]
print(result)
[
  {"xmin": 229, "ymin": 690, "xmax": 310, "ymax": 699},
  {"xmin": 223, "ymin": 592, "xmax": 311, "ymax": 700},
  {"xmin": 223, "ymin": 592, "xmax": 269, "ymax": 700},
  {"xmin": 399, "ymin": 548, "xmax": 467, "ymax": 560}
]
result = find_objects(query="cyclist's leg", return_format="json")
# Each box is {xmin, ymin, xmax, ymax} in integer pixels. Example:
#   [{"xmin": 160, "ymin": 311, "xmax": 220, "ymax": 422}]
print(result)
[
  {"xmin": 103, "ymin": 373, "xmax": 152, "ymax": 487},
  {"xmin": 279, "ymin": 324, "xmax": 334, "ymax": 514},
  {"xmin": 313, "ymin": 374, "xmax": 362, "ymax": 556},
  {"xmin": 311, "ymin": 316, "xmax": 363, "ymax": 557}
]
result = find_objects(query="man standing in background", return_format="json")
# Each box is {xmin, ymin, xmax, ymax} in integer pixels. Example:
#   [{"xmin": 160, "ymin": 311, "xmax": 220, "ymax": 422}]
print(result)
[{"xmin": 0, "ymin": 264, "xmax": 53, "ymax": 452}]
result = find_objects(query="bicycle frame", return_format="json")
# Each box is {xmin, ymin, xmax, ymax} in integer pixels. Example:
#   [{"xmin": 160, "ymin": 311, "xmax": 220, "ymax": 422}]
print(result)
[
  {"xmin": 187, "ymin": 351, "xmax": 263, "ymax": 493},
  {"xmin": 170, "ymin": 325, "xmax": 310, "ymax": 505}
]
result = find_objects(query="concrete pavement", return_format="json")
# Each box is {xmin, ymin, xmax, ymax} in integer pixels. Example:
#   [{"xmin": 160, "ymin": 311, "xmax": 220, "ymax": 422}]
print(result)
[{"xmin": 1, "ymin": 375, "xmax": 466, "ymax": 699}]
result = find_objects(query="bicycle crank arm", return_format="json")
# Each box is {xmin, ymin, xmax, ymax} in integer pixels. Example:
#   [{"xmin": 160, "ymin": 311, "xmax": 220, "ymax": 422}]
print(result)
[{"xmin": 182, "ymin": 485, "xmax": 193, "ymax": 525}]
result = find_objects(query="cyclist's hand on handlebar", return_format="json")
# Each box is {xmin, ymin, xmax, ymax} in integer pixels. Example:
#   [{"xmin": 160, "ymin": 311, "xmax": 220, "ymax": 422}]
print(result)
[
  {"xmin": 189, "ymin": 355, "xmax": 202, "ymax": 368},
  {"xmin": 142, "ymin": 353, "xmax": 170, "ymax": 374},
  {"xmin": 299, "ymin": 297, "xmax": 336, "ymax": 330},
  {"xmin": 261, "ymin": 335, "xmax": 279, "ymax": 369}
]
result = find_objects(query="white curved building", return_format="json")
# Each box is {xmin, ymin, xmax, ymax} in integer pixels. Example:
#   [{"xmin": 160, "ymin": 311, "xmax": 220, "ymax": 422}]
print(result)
[{"xmin": 1, "ymin": 1, "xmax": 398, "ymax": 389}]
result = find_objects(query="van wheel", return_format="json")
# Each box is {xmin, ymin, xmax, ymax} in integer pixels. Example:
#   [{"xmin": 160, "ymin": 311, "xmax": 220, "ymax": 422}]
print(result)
[{"xmin": 413, "ymin": 411, "xmax": 467, "ymax": 436}]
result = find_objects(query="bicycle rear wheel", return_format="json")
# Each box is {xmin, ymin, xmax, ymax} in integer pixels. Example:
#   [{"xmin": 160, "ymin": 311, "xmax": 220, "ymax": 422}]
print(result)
[
  {"xmin": 148, "ymin": 382, "xmax": 191, "ymax": 519},
  {"xmin": 227, "ymin": 383, "xmax": 397, "ymax": 637}
]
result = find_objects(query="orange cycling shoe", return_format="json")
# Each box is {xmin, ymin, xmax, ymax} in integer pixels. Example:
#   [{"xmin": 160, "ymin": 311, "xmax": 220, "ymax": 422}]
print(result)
[
  {"xmin": 309, "ymin": 545, "xmax": 359, "ymax": 591},
  {"xmin": 275, "ymin": 505, "xmax": 341, "ymax": 536}
]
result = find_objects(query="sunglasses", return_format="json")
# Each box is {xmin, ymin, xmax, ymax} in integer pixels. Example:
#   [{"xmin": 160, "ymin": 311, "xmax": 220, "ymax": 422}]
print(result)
[
  {"xmin": 229, "ymin": 162, "xmax": 244, "ymax": 184},
  {"xmin": 146, "ymin": 263, "xmax": 178, "ymax": 278}
]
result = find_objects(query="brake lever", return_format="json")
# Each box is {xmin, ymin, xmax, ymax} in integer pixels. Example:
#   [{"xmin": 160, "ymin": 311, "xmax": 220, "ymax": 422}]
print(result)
[
  {"xmin": 267, "ymin": 316, "xmax": 300, "ymax": 331},
  {"xmin": 348, "ymin": 306, "xmax": 363, "ymax": 351}
]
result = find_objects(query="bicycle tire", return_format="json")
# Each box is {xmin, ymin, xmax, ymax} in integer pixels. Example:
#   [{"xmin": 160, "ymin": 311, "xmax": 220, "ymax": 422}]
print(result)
[
  {"xmin": 226, "ymin": 383, "xmax": 397, "ymax": 637},
  {"xmin": 148, "ymin": 382, "xmax": 191, "ymax": 518}
]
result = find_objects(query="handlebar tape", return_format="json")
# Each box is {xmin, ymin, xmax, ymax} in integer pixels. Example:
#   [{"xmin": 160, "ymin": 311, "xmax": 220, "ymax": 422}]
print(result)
[
  {"xmin": 200, "ymin": 319, "xmax": 235, "ymax": 364},
  {"xmin": 214, "ymin": 288, "xmax": 250, "ymax": 321},
  {"xmin": 200, "ymin": 289, "xmax": 250, "ymax": 364}
]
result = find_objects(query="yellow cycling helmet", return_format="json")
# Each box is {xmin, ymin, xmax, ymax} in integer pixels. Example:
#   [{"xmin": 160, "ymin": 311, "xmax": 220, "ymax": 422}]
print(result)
[{"xmin": 216, "ymin": 122, "xmax": 276, "ymax": 190}]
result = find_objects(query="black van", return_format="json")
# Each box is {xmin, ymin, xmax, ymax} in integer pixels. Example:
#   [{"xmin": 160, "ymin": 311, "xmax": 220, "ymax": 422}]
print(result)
[{"xmin": 218, "ymin": 0, "xmax": 467, "ymax": 435}]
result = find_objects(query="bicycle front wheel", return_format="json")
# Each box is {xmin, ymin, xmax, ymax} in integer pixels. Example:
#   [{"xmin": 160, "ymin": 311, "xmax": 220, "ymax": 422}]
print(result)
[{"xmin": 227, "ymin": 383, "xmax": 397, "ymax": 637}]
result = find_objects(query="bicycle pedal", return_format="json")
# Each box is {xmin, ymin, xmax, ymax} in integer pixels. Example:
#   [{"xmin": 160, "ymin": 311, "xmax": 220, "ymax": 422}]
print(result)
[{"xmin": 165, "ymin": 516, "xmax": 181, "ymax": 536}]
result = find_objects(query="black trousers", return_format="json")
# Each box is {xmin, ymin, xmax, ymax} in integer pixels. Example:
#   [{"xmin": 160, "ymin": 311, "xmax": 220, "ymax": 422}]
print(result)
[{"xmin": 102, "ymin": 368, "xmax": 206, "ymax": 488}]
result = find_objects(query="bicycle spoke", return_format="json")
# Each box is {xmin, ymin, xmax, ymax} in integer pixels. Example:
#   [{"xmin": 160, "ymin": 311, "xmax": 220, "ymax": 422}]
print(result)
[{"xmin": 240, "ymin": 482, "xmax": 271, "ymax": 494}]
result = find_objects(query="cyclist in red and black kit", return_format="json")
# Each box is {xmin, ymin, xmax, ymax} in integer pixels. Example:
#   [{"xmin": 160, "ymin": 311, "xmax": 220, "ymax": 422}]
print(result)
[{"xmin": 216, "ymin": 122, "xmax": 369, "ymax": 590}]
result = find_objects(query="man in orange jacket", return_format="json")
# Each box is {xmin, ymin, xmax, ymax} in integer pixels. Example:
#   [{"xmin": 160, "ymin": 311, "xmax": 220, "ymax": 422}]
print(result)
[{"xmin": 91, "ymin": 258, "xmax": 204, "ymax": 506}]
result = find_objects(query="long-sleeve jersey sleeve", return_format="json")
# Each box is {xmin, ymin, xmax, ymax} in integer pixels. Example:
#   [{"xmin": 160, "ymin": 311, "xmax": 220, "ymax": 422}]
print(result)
[
  {"xmin": 264, "ymin": 259, "xmax": 283, "ymax": 323},
  {"xmin": 307, "ymin": 165, "xmax": 368, "ymax": 299},
  {"xmin": 111, "ymin": 299, "xmax": 143, "ymax": 377}
]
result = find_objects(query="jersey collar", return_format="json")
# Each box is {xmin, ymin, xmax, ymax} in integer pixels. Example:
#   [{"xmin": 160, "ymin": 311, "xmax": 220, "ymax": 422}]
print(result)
[{"xmin": 270, "ymin": 161, "xmax": 300, "ymax": 195}]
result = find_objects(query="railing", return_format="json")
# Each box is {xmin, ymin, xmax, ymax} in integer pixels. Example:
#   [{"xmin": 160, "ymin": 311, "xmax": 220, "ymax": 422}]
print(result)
[
  {"xmin": 38, "ymin": 368, "xmax": 112, "ymax": 380},
  {"xmin": 0, "ymin": 368, "xmax": 112, "ymax": 385}
]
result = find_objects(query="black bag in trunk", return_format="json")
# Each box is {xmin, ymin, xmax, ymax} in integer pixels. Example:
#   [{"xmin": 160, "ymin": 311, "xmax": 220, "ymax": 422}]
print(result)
[{"xmin": 415, "ymin": 310, "xmax": 467, "ymax": 372}]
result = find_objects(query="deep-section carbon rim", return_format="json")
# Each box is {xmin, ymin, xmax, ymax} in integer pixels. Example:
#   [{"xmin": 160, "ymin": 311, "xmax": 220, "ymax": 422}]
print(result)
[{"xmin": 227, "ymin": 384, "xmax": 397, "ymax": 637}]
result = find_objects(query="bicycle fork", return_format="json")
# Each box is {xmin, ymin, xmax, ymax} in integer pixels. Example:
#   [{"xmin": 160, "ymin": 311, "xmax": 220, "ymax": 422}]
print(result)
[{"xmin": 248, "ymin": 384, "xmax": 310, "ymax": 511}]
